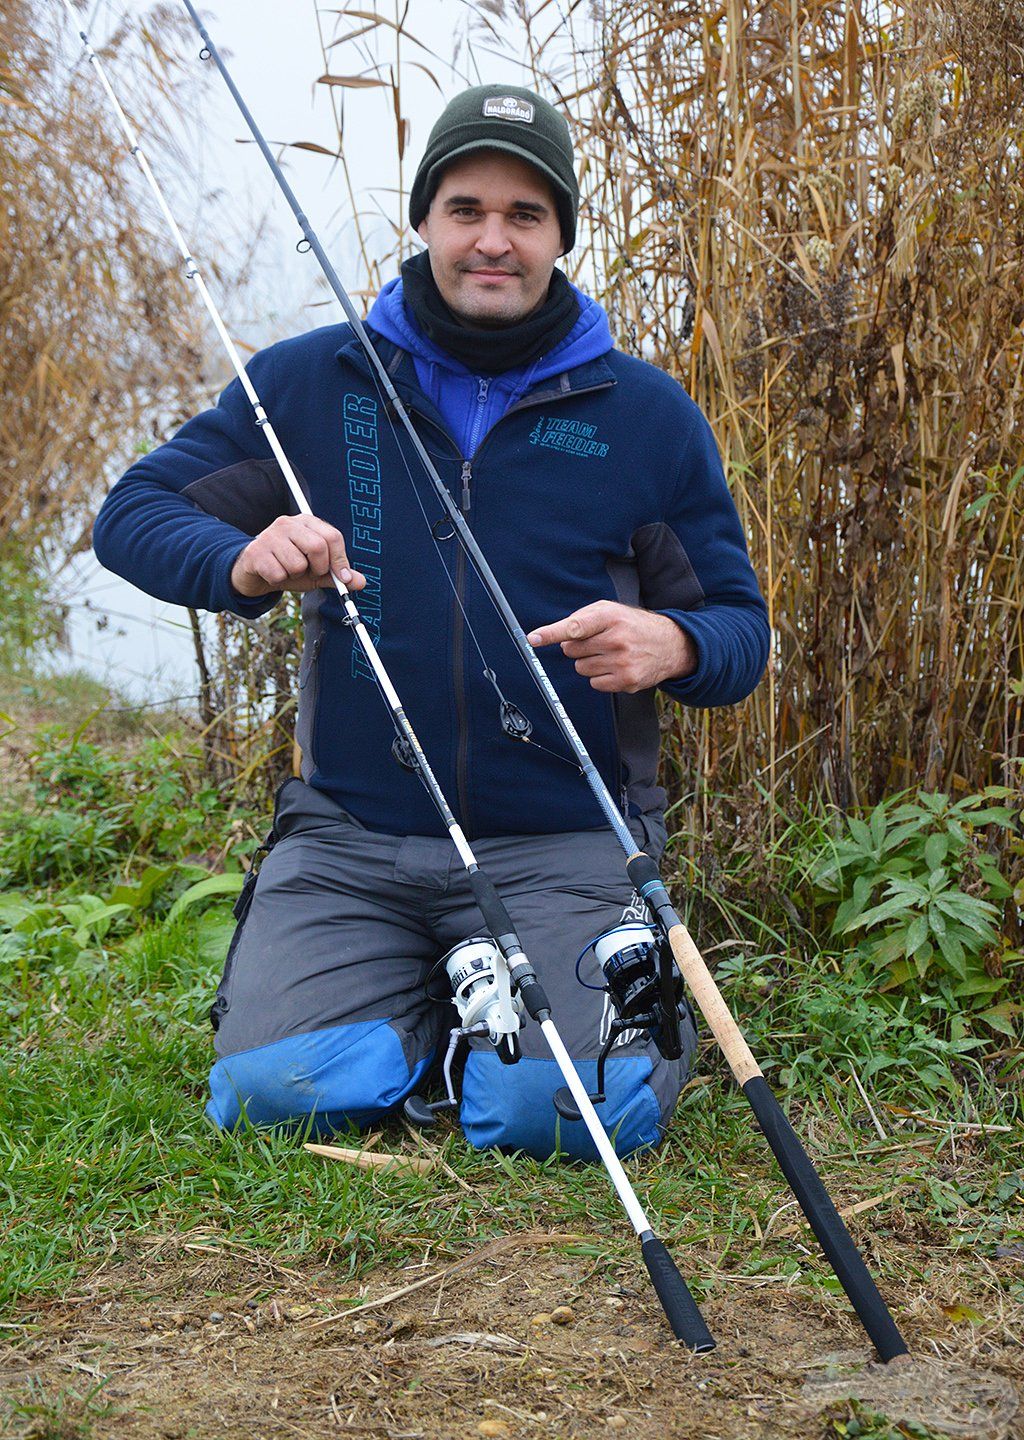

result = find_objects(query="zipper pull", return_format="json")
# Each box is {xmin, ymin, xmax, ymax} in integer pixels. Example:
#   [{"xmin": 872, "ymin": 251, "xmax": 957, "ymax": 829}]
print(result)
[
  {"xmin": 460, "ymin": 459, "xmax": 472, "ymax": 513},
  {"xmin": 477, "ymin": 378, "xmax": 489, "ymax": 404}
]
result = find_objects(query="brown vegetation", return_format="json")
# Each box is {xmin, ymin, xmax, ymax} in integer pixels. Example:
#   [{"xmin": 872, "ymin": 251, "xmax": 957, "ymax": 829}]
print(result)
[
  {"xmin": 0, "ymin": 0, "xmax": 211, "ymax": 559},
  {"xmin": 553, "ymin": 0, "xmax": 1024, "ymax": 814}
]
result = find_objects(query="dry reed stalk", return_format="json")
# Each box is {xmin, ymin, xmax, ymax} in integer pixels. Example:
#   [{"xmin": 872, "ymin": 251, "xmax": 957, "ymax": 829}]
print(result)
[{"xmin": 1, "ymin": 0, "xmax": 217, "ymax": 559}]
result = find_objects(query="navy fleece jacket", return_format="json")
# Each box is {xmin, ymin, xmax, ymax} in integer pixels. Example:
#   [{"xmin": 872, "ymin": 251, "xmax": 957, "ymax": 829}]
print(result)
[{"xmin": 93, "ymin": 285, "xmax": 769, "ymax": 837}]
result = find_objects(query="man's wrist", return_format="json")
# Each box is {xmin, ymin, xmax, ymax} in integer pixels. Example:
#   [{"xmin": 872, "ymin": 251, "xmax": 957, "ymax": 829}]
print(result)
[
  {"xmin": 654, "ymin": 612, "xmax": 699, "ymax": 682},
  {"xmin": 229, "ymin": 543, "xmax": 264, "ymax": 598}
]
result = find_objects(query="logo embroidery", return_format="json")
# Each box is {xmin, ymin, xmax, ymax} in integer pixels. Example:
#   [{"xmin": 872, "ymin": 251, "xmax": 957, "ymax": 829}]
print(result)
[
  {"xmin": 528, "ymin": 415, "xmax": 609, "ymax": 459},
  {"xmin": 482, "ymin": 96, "xmax": 535, "ymax": 123},
  {"xmin": 343, "ymin": 392, "xmax": 383, "ymax": 681}
]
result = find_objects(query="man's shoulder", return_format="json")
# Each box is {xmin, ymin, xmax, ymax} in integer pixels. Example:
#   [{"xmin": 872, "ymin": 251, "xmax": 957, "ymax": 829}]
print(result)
[
  {"xmin": 251, "ymin": 320, "xmax": 360, "ymax": 373},
  {"xmin": 593, "ymin": 348, "xmax": 705, "ymax": 437},
  {"xmin": 599, "ymin": 347, "xmax": 705, "ymax": 427}
]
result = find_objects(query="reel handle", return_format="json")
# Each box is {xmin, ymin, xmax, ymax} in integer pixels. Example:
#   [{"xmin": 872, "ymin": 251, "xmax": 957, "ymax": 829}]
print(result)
[{"xmin": 403, "ymin": 1094, "xmax": 456, "ymax": 1127}]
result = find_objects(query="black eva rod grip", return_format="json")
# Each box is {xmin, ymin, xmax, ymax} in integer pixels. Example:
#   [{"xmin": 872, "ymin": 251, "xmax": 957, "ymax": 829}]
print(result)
[
  {"xmin": 640, "ymin": 1236, "xmax": 716, "ymax": 1352},
  {"xmin": 468, "ymin": 868, "xmax": 516, "ymax": 942},
  {"xmin": 742, "ymin": 1077, "xmax": 908, "ymax": 1360}
]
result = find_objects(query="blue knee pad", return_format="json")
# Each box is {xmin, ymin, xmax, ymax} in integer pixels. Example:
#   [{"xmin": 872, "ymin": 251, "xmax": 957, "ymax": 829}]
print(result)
[
  {"xmin": 459, "ymin": 1052, "xmax": 664, "ymax": 1161},
  {"xmin": 207, "ymin": 1020, "xmax": 432, "ymax": 1134}
]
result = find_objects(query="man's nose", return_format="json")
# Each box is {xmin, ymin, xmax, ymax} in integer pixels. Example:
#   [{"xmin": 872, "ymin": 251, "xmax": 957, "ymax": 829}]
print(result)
[{"xmin": 475, "ymin": 212, "xmax": 513, "ymax": 258}]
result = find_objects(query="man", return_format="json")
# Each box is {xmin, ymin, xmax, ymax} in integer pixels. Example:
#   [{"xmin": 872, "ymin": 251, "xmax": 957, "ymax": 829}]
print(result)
[{"xmin": 94, "ymin": 84, "xmax": 769, "ymax": 1160}]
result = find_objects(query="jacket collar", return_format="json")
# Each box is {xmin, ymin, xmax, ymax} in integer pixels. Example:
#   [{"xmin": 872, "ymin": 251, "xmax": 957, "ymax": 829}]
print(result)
[{"xmin": 334, "ymin": 326, "xmax": 616, "ymax": 434}]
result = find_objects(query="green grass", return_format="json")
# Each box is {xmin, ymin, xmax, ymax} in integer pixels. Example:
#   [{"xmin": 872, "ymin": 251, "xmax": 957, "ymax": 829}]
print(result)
[
  {"xmin": 3, "ymin": 1377, "xmax": 116, "ymax": 1440},
  {"xmin": 2, "ymin": 895, "xmax": 1020, "ymax": 1324},
  {"xmin": 0, "ymin": 719, "xmax": 1021, "ymax": 1335}
]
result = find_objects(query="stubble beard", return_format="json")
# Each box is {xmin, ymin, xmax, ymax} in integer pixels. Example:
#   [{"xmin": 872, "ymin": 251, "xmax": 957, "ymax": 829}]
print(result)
[{"xmin": 445, "ymin": 265, "xmax": 542, "ymax": 330}]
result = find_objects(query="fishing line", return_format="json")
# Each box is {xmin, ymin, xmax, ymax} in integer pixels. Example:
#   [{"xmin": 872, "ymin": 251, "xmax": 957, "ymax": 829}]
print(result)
[
  {"xmin": 373, "ymin": 395, "xmax": 549, "ymax": 757},
  {"xmin": 58, "ymin": 0, "xmax": 715, "ymax": 1354}
]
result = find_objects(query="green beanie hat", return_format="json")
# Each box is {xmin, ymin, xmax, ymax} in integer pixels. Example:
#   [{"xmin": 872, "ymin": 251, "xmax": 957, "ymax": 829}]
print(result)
[{"xmin": 408, "ymin": 84, "xmax": 579, "ymax": 253}]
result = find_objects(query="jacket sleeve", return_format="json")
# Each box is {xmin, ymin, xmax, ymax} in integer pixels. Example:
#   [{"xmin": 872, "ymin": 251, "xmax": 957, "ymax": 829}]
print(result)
[
  {"xmin": 643, "ymin": 400, "xmax": 770, "ymax": 707},
  {"xmin": 91, "ymin": 348, "xmax": 292, "ymax": 618}
]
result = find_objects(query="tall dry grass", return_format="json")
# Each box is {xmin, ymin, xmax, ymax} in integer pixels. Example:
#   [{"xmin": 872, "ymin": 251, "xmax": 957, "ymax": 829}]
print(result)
[
  {"xmin": 0, "ymin": 0, "xmax": 211, "ymax": 559},
  {"xmin": 2, "ymin": 1, "xmax": 297, "ymax": 795},
  {"xmin": 539, "ymin": 0, "xmax": 1024, "ymax": 819}
]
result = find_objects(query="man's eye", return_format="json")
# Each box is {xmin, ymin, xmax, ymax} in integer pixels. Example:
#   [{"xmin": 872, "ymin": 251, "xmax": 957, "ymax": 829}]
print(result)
[{"xmin": 513, "ymin": 212, "xmax": 539, "ymax": 224}]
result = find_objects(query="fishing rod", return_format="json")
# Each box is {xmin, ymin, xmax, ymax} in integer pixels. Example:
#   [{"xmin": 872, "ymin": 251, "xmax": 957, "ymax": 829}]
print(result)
[
  {"xmin": 59, "ymin": 0, "xmax": 714, "ymax": 1354},
  {"xmin": 180, "ymin": 3, "xmax": 910, "ymax": 1363}
]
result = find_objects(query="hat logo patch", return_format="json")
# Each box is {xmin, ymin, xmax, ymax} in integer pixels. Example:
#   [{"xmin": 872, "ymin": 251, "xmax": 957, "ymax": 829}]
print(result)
[{"xmin": 482, "ymin": 96, "xmax": 535, "ymax": 124}]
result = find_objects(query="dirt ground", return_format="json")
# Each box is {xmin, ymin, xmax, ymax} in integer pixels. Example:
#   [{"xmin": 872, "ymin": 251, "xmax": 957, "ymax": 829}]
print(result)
[{"xmin": 2, "ymin": 1232, "xmax": 1021, "ymax": 1440}]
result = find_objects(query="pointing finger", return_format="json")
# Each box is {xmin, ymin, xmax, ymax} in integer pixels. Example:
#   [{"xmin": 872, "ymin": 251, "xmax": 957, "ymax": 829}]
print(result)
[{"xmin": 528, "ymin": 604, "xmax": 608, "ymax": 648}]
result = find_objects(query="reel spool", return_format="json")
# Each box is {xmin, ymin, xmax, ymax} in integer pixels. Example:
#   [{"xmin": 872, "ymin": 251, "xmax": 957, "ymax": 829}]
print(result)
[
  {"xmin": 428, "ymin": 936, "xmax": 524, "ymax": 1064},
  {"xmin": 593, "ymin": 922, "xmax": 662, "ymax": 1022}
]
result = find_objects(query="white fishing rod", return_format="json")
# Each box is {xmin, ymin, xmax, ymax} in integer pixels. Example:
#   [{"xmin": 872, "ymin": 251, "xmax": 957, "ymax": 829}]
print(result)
[
  {"xmin": 58, "ymin": 0, "xmax": 714, "ymax": 1352},
  {"xmin": 175, "ymin": 1, "xmax": 909, "ymax": 1363}
]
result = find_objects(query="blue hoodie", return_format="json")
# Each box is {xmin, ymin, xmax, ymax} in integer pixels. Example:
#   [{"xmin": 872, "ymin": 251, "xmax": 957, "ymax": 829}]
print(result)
[
  {"xmin": 92, "ymin": 286, "xmax": 769, "ymax": 838},
  {"xmin": 366, "ymin": 273, "xmax": 615, "ymax": 457}
]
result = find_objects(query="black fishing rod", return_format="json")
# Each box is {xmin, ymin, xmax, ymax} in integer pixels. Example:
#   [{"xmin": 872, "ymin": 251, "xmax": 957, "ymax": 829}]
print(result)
[
  {"xmin": 59, "ymin": 0, "xmax": 714, "ymax": 1354},
  {"xmin": 179, "ymin": 2, "xmax": 910, "ymax": 1362}
]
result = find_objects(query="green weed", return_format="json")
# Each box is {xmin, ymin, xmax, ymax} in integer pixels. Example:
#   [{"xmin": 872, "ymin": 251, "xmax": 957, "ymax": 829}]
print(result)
[
  {"xmin": 2, "ymin": 1376, "xmax": 115, "ymax": 1439},
  {"xmin": 810, "ymin": 788, "xmax": 1024, "ymax": 1036}
]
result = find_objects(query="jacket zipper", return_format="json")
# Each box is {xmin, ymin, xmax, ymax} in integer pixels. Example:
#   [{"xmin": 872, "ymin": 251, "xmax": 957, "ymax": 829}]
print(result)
[
  {"xmin": 453, "ymin": 460, "xmax": 472, "ymax": 828},
  {"xmin": 464, "ymin": 377, "xmax": 490, "ymax": 471}
]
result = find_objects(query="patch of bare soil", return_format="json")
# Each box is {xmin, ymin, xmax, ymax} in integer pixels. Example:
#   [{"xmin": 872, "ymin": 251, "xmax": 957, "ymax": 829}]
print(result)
[{"xmin": 1, "ymin": 1235, "xmax": 1020, "ymax": 1440}]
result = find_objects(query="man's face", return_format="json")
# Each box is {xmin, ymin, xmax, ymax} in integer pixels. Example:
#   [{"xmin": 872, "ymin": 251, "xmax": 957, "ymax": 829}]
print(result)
[{"xmin": 416, "ymin": 151, "xmax": 563, "ymax": 328}]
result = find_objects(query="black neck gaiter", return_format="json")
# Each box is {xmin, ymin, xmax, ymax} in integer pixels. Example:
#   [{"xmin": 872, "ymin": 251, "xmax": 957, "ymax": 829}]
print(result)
[{"xmin": 400, "ymin": 249, "xmax": 580, "ymax": 376}]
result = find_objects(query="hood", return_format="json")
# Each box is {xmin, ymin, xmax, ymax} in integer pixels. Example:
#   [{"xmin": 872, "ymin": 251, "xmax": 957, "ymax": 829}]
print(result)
[{"xmin": 367, "ymin": 266, "xmax": 614, "ymax": 384}]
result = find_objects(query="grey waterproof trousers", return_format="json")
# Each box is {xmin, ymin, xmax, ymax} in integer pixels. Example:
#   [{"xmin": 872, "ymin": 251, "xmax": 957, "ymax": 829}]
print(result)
[{"xmin": 206, "ymin": 780, "xmax": 696, "ymax": 1159}]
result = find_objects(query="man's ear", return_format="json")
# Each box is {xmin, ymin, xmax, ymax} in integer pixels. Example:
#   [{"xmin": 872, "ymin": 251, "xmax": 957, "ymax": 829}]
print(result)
[{"xmin": 416, "ymin": 217, "xmax": 429, "ymax": 243}]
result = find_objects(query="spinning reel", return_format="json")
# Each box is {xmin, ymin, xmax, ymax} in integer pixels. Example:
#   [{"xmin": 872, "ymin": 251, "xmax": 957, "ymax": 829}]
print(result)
[
  {"xmin": 404, "ymin": 936, "xmax": 525, "ymax": 1126},
  {"xmin": 553, "ymin": 922, "xmax": 687, "ymax": 1123}
]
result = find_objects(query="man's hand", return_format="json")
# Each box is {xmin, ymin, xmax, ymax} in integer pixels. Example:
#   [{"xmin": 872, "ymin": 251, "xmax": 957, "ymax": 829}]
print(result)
[
  {"xmin": 527, "ymin": 601, "xmax": 698, "ymax": 693},
  {"xmin": 230, "ymin": 515, "xmax": 366, "ymax": 598}
]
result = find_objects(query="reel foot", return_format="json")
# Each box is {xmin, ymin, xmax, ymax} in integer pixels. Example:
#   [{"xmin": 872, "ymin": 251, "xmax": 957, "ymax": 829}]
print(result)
[{"xmin": 496, "ymin": 1031, "xmax": 521, "ymax": 1065}]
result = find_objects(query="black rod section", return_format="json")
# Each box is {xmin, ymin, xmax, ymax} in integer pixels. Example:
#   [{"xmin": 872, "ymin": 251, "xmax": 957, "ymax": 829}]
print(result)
[
  {"xmin": 742, "ymin": 1078, "xmax": 908, "ymax": 1361},
  {"xmin": 641, "ymin": 1235, "xmax": 715, "ymax": 1352}
]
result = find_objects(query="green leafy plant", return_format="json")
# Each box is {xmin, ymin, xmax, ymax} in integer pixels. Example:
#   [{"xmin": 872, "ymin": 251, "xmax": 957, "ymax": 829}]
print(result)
[
  {"xmin": 715, "ymin": 949, "xmax": 987, "ymax": 1101},
  {"xmin": 812, "ymin": 789, "xmax": 1023, "ymax": 1035},
  {"xmin": 0, "ymin": 726, "xmax": 257, "ymax": 893}
]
